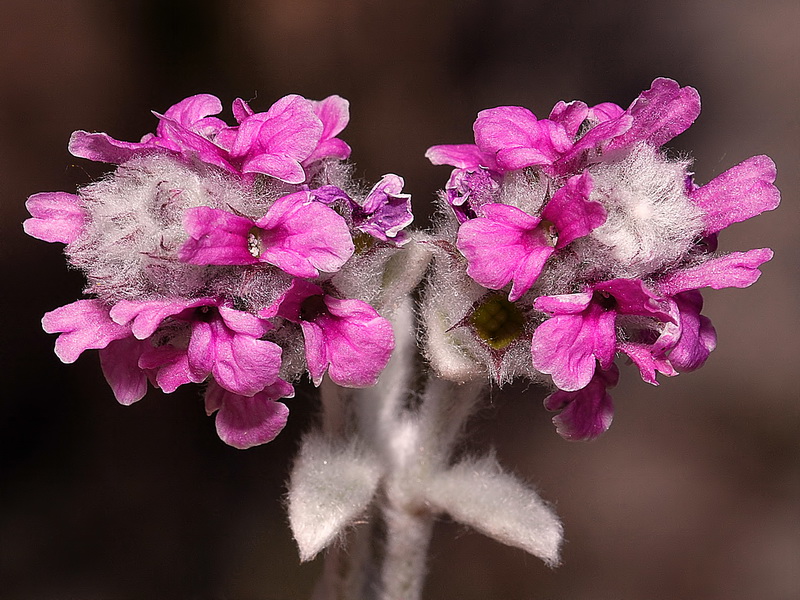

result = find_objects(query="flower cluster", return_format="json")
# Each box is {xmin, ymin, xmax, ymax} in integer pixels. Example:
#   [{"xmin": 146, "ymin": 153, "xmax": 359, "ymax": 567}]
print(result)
[
  {"xmin": 424, "ymin": 78, "xmax": 778, "ymax": 440},
  {"xmin": 26, "ymin": 93, "xmax": 415, "ymax": 448}
]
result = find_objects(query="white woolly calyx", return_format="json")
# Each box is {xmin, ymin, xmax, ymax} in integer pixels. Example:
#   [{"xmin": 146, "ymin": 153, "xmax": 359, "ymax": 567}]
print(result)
[{"xmin": 583, "ymin": 144, "xmax": 705, "ymax": 278}]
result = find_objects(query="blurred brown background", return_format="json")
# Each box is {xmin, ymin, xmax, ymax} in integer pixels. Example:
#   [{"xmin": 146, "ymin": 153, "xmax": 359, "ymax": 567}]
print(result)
[{"xmin": 1, "ymin": 1, "xmax": 798, "ymax": 598}]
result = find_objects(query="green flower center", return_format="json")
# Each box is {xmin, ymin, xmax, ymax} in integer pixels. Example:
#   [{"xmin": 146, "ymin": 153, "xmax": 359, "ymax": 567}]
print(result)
[{"xmin": 469, "ymin": 294, "xmax": 526, "ymax": 350}]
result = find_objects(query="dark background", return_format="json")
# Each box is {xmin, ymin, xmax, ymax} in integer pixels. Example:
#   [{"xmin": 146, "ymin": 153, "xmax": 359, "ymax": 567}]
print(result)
[{"xmin": 2, "ymin": 1, "xmax": 798, "ymax": 598}]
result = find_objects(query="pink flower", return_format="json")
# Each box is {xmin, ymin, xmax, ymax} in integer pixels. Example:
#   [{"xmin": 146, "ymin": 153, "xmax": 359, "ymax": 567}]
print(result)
[
  {"xmin": 23, "ymin": 192, "xmax": 86, "ymax": 244},
  {"xmin": 261, "ymin": 279, "xmax": 394, "ymax": 387},
  {"xmin": 179, "ymin": 190, "xmax": 354, "ymax": 277},
  {"xmin": 456, "ymin": 173, "xmax": 605, "ymax": 300},
  {"xmin": 543, "ymin": 365, "xmax": 619, "ymax": 441},
  {"xmin": 218, "ymin": 94, "xmax": 323, "ymax": 183},
  {"xmin": 69, "ymin": 93, "xmax": 353, "ymax": 184},
  {"xmin": 41, "ymin": 300, "xmax": 150, "ymax": 405},
  {"xmin": 69, "ymin": 94, "xmax": 233, "ymax": 169},
  {"xmin": 531, "ymin": 278, "xmax": 674, "ymax": 392},
  {"xmin": 109, "ymin": 297, "xmax": 283, "ymax": 397},
  {"xmin": 204, "ymin": 380, "xmax": 293, "ymax": 449}
]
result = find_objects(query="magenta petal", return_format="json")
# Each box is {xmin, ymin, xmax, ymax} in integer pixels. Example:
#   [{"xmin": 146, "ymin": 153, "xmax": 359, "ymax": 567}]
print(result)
[
  {"xmin": 159, "ymin": 94, "xmax": 223, "ymax": 134},
  {"xmin": 261, "ymin": 278, "xmax": 323, "ymax": 321},
  {"xmin": 139, "ymin": 344, "xmax": 199, "ymax": 393},
  {"xmin": 690, "ymin": 155, "xmax": 780, "ymax": 235},
  {"xmin": 457, "ymin": 203, "xmax": 549, "ymax": 299},
  {"xmin": 205, "ymin": 382, "xmax": 292, "ymax": 449},
  {"xmin": 667, "ymin": 291, "xmax": 718, "ymax": 372},
  {"xmin": 42, "ymin": 300, "xmax": 130, "ymax": 363},
  {"xmin": 208, "ymin": 325, "xmax": 283, "ymax": 396},
  {"xmin": 231, "ymin": 98, "xmax": 255, "ymax": 123},
  {"xmin": 179, "ymin": 206, "xmax": 257, "ymax": 265},
  {"xmin": 594, "ymin": 278, "xmax": 673, "ymax": 322},
  {"xmin": 425, "ymin": 144, "xmax": 498, "ymax": 170},
  {"xmin": 303, "ymin": 95, "xmax": 352, "ymax": 163},
  {"xmin": 24, "ymin": 192, "xmax": 85, "ymax": 244},
  {"xmin": 152, "ymin": 114, "xmax": 234, "ymax": 172},
  {"xmin": 311, "ymin": 95, "xmax": 349, "ymax": 139},
  {"xmin": 301, "ymin": 320, "xmax": 328, "ymax": 385},
  {"xmin": 99, "ymin": 337, "xmax": 149, "ymax": 405},
  {"xmin": 474, "ymin": 106, "xmax": 571, "ymax": 170},
  {"xmin": 548, "ymin": 101, "xmax": 589, "ymax": 137},
  {"xmin": 231, "ymin": 94, "xmax": 323, "ymax": 182},
  {"xmin": 617, "ymin": 341, "xmax": 676, "ymax": 385},
  {"xmin": 315, "ymin": 297, "xmax": 395, "ymax": 388},
  {"xmin": 241, "ymin": 153, "xmax": 307, "ymax": 184},
  {"xmin": 257, "ymin": 191, "xmax": 354, "ymax": 277},
  {"xmin": 544, "ymin": 366, "xmax": 618, "ymax": 441},
  {"xmin": 68, "ymin": 130, "xmax": 166, "ymax": 164},
  {"xmin": 217, "ymin": 305, "xmax": 271, "ymax": 338},
  {"xmin": 534, "ymin": 291, "xmax": 593, "ymax": 315},
  {"xmin": 360, "ymin": 174, "xmax": 414, "ymax": 242},
  {"xmin": 607, "ymin": 78, "xmax": 701, "ymax": 151},
  {"xmin": 659, "ymin": 248, "xmax": 774, "ymax": 296},
  {"xmin": 110, "ymin": 298, "xmax": 204, "ymax": 339},
  {"xmin": 531, "ymin": 304, "xmax": 617, "ymax": 392},
  {"xmin": 542, "ymin": 172, "xmax": 606, "ymax": 247}
]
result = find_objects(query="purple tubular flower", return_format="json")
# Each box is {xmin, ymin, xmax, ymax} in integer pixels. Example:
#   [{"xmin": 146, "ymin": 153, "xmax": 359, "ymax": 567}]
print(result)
[
  {"xmin": 23, "ymin": 192, "xmax": 85, "ymax": 244},
  {"xmin": 457, "ymin": 172, "xmax": 604, "ymax": 301},
  {"xmin": 358, "ymin": 174, "xmax": 414, "ymax": 244},
  {"xmin": 262, "ymin": 279, "xmax": 394, "ymax": 387},
  {"xmin": 544, "ymin": 365, "xmax": 619, "ymax": 441},
  {"xmin": 656, "ymin": 291, "xmax": 717, "ymax": 373},
  {"xmin": 179, "ymin": 190, "xmax": 355, "ymax": 277},
  {"xmin": 531, "ymin": 279, "xmax": 673, "ymax": 391},
  {"xmin": 205, "ymin": 380, "xmax": 293, "ymax": 449},
  {"xmin": 110, "ymin": 298, "xmax": 282, "ymax": 397}
]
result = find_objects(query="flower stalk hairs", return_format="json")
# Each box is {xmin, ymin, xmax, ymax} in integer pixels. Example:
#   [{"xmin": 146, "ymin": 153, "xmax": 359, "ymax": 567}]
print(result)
[{"xmin": 26, "ymin": 78, "xmax": 778, "ymax": 600}]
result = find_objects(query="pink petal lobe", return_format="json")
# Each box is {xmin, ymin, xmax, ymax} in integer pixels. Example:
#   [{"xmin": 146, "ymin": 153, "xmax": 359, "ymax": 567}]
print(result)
[
  {"xmin": 110, "ymin": 298, "xmax": 204, "ymax": 339},
  {"xmin": 544, "ymin": 366, "xmax": 618, "ymax": 441},
  {"xmin": 542, "ymin": 172, "xmax": 606, "ymax": 247},
  {"xmin": 210, "ymin": 330, "xmax": 283, "ymax": 397},
  {"xmin": 617, "ymin": 341, "xmax": 676, "ymax": 385},
  {"xmin": 457, "ymin": 203, "xmax": 548, "ymax": 298},
  {"xmin": 179, "ymin": 206, "xmax": 257, "ymax": 265},
  {"xmin": 24, "ymin": 192, "xmax": 85, "ymax": 244},
  {"xmin": 99, "ymin": 337, "xmax": 149, "ymax": 405},
  {"xmin": 257, "ymin": 191, "xmax": 354, "ymax": 277},
  {"xmin": 301, "ymin": 320, "xmax": 328, "ymax": 385},
  {"xmin": 425, "ymin": 144, "xmax": 498, "ymax": 170},
  {"xmin": 531, "ymin": 303, "xmax": 617, "ymax": 392},
  {"xmin": 667, "ymin": 291, "xmax": 718, "ymax": 372},
  {"xmin": 607, "ymin": 78, "xmax": 701, "ymax": 151},
  {"xmin": 68, "ymin": 130, "xmax": 165, "ymax": 164},
  {"xmin": 690, "ymin": 155, "xmax": 780, "ymax": 235},
  {"xmin": 205, "ymin": 382, "xmax": 292, "ymax": 449},
  {"xmin": 658, "ymin": 248, "xmax": 774, "ymax": 296},
  {"xmin": 42, "ymin": 300, "xmax": 130, "ymax": 363},
  {"xmin": 315, "ymin": 297, "xmax": 395, "ymax": 388}
]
